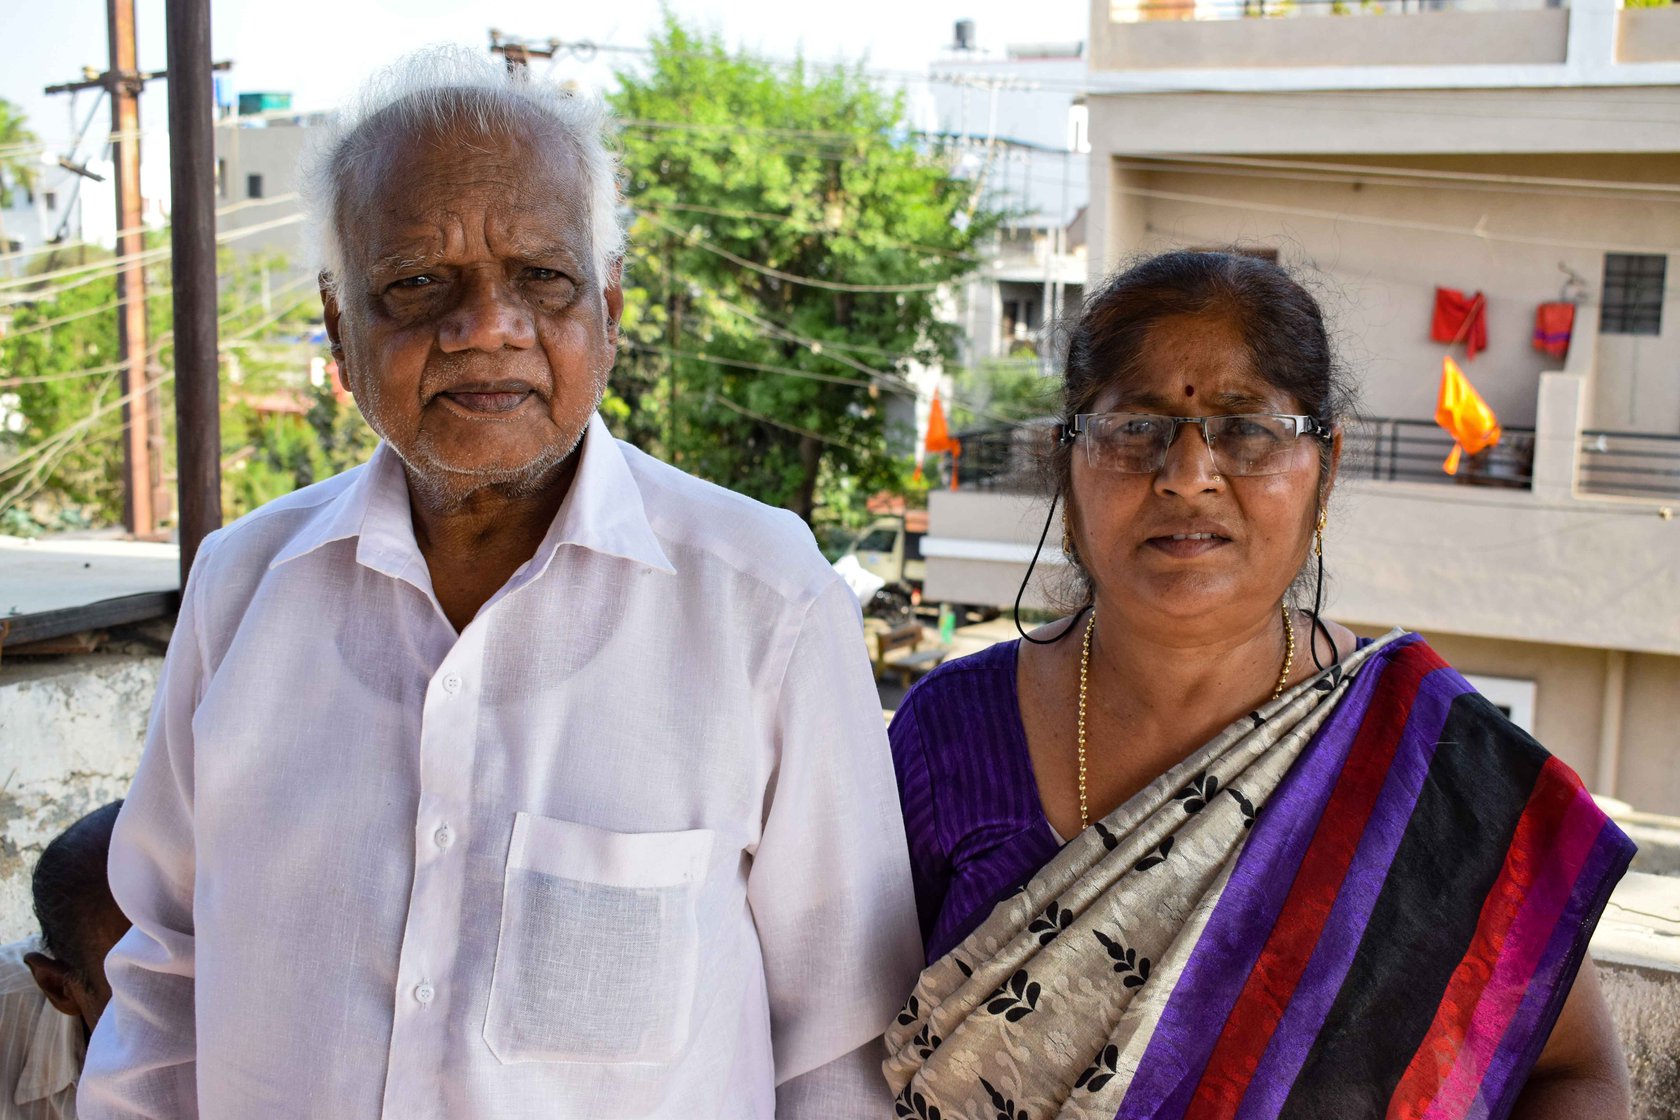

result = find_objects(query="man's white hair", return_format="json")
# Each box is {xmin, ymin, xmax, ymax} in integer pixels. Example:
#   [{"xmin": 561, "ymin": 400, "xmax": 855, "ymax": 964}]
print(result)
[{"xmin": 303, "ymin": 46, "xmax": 624, "ymax": 295}]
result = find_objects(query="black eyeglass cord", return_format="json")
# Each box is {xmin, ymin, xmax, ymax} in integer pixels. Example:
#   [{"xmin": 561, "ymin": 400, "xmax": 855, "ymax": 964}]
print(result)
[
  {"xmin": 1308, "ymin": 498, "xmax": 1340, "ymax": 672},
  {"xmin": 1014, "ymin": 490, "xmax": 1090, "ymax": 646}
]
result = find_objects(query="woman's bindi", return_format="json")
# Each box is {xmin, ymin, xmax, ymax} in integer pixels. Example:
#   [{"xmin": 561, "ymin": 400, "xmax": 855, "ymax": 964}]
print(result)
[{"xmin": 1184, "ymin": 385, "xmax": 1195, "ymax": 398}]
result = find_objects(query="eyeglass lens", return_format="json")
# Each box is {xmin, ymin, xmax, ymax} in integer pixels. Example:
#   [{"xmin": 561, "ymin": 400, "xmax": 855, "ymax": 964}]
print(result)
[{"xmin": 1083, "ymin": 414, "xmax": 1307, "ymax": 477}]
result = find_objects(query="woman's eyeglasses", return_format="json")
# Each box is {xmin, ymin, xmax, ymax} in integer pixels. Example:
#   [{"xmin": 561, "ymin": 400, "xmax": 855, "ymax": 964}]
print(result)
[{"xmin": 1066, "ymin": 412, "xmax": 1331, "ymax": 477}]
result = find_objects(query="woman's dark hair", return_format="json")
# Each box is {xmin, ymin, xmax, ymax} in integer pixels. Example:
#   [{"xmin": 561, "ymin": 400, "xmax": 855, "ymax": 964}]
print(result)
[
  {"xmin": 1045, "ymin": 250, "xmax": 1357, "ymax": 611},
  {"xmin": 31, "ymin": 799, "xmax": 123, "ymax": 985}
]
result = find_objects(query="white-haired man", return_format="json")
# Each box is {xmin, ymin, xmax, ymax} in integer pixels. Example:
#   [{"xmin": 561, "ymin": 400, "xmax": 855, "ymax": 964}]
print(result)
[{"xmin": 81, "ymin": 51, "xmax": 920, "ymax": 1119}]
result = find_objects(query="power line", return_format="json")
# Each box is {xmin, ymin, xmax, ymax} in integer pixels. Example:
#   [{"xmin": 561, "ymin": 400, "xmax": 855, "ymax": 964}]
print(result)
[{"xmin": 645, "ymin": 213, "xmax": 948, "ymax": 294}]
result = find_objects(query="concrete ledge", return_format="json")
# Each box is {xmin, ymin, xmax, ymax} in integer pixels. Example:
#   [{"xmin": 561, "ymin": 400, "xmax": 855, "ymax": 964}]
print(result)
[{"xmin": 1095, "ymin": 9, "xmax": 1569, "ymax": 71}]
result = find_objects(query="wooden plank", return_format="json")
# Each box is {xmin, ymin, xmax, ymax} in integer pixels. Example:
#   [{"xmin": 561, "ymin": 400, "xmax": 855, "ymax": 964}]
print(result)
[{"xmin": 2, "ymin": 590, "xmax": 178, "ymax": 647}]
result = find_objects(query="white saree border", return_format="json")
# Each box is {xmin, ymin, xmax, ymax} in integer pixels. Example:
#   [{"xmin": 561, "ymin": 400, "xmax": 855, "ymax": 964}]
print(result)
[{"xmin": 884, "ymin": 630, "xmax": 1410, "ymax": 1120}]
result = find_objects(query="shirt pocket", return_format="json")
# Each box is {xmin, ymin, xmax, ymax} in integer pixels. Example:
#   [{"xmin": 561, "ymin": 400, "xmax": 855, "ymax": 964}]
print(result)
[{"xmin": 484, "ymin": 812, "xmax": 715, "ymax": 1066}]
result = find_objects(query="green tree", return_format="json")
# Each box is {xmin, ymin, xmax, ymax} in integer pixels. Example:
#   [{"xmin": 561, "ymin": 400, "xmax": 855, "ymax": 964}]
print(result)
[
  {"xmin": 0, "ymin": 245, "xmax": 337, "ymax": 531},
  {"xmin": 0, "ymin": 98, "xmax": 40, "ymax": 258},
  {"xmin": 608, "ymin": 17, "xmax": 994, "ymax": 523}
]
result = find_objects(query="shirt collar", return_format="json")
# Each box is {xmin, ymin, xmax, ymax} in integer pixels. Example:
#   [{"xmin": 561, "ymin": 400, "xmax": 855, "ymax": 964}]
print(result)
[
  {"xmin": 268, "ymin": 414, "xmax": 673, "ymax": 580},
  {"xmin": 531, "ymin": 412, "xmax": 675, "ymax": 578},
  {"xmin": 15, "ymin": 994, "xmax": 81, "ymax": 1106}
]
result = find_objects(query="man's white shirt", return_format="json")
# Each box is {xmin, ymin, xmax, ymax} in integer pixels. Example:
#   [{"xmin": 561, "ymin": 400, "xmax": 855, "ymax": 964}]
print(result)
[
  {"xmin": 0, "ymin": 938, "xmax": 81, "ymax": 1120},
  {"xmin": 80, "ymin": 414, "xmax": 922, "ymax": 1119}
]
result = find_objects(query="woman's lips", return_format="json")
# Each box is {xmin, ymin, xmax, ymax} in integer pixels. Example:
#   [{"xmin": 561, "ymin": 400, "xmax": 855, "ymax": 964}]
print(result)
[{"xmin": 1145, "ymin": 532, "xmax": 1231, "ymax": 558}]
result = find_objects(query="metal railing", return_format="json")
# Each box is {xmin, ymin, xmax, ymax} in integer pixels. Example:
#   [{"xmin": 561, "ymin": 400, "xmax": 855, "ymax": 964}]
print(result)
[
  {"xmin": 952, "ymin": 416, "xmax": 1680, "ymax": 503},
  {"xmin": 1115, "ymin": 0, "xmax": 1564, "ymax": 20},
  {"xmin": 1579, "ymin": 430, "xmax": 1680, "ymax": 502},
  {"xmin": 952, "ymin": 423, "xmax": 1055, "ymax": 494},
  {"xmin": 1345, "ymin": 417, "xmax": 1537, "ymax": 489}
]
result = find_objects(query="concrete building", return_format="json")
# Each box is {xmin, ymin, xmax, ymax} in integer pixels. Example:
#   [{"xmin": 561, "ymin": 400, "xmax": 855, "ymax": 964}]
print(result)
[
  {"xmin": 211, "ymin": 107, "xmax": 318, "ymax": 282},
  {"xmin": 922, "ymin": 0, "xmax": 1680, "ymax": 814},
  {"xmin": 926, "ymin": 31, "xmax": 1091, "ymax": 370}
]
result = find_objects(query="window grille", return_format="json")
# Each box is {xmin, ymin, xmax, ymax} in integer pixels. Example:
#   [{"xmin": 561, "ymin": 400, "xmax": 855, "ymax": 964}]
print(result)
[{"xmin": 1600, "ymin": 252, "xmax": 1665, "ymax": 336}]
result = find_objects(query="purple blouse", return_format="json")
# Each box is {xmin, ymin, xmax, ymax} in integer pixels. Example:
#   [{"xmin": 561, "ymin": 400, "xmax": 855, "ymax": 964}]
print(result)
[{"xmin": 888, "ymin": 639, "xmax": 1062, "ymax": 964}]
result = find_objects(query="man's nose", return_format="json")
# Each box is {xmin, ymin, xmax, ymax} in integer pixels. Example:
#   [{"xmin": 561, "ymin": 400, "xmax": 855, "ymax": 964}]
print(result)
[
  {"xmin": 1154, "ymin": 420, "xmax": 1225, "ymax": 496},
  {"xmin": 438, "ymin": 270, "xmax": 537, "ymax": 352}
]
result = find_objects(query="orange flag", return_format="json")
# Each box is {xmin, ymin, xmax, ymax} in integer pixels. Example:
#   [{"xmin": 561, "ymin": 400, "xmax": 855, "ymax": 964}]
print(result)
[
  {"xmin": 924, "ymin": 391, "xmax": 954, "ymax": 454},
  {"xmin": 924, "ymin": 391, "xmax": 962, "ymax": 489},
  {"xmin": 1435, "ymin": 355, "xmax": 1501, "ymax": 475}
]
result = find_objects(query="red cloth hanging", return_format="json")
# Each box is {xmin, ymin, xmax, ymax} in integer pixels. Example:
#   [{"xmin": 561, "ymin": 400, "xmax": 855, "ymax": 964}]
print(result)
[
  {"xmin": 1431, "ymin": 288, "xmax": 1489, "ymax": 361},
  {"xmin": 1533, "ymin": 302, "xmax": 1575, "ymax": 361}
]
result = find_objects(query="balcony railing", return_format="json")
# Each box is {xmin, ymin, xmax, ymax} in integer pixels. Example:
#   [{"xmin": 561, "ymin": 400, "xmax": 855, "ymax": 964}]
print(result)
[
  {"xmin": 952, "ymin": 423, "xmax": 1055, "ymax": 494},
  {"xmin": 1113, "ymin": 0, "xmax": 1564, "ymax": 21},
  {"xmin": 951, "ymin": 416, "xmax": 1680, "ymax": 502},
  {"xmin": 1347, "ymin": 417, "xmax": 1536, "ymax": 490},
  {"xmin": 1580, "ymin": 430, "xmax": 1680, "ymax": 501}
]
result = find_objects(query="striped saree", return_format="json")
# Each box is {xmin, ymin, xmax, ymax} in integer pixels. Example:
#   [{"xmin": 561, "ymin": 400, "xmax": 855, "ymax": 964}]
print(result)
[{"xmin": 883, "ymin": 630, "xmax": 1633, "ymax": 1120}]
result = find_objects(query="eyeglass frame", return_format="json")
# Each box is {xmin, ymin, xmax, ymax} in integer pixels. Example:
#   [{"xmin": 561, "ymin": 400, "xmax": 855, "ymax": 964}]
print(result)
[{"xmin": 1058, "ymin": 411, "xmax": 1334, "ymax": 476}]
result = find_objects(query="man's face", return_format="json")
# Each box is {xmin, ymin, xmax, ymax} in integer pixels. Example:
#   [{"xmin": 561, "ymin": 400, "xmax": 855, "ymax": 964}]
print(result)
[{"xmin": 322, "ymin": 115, "xmax": 622, "ymax": 503}]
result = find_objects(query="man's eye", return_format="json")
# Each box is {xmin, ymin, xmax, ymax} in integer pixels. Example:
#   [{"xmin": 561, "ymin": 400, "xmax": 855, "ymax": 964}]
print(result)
[
  {"xmin": 390, "ymin": 275, "xmax": 434, "ymax": 291},
  {"xmin": 527, "ymin": 268, "xmax": 567, "ymax": 283}
]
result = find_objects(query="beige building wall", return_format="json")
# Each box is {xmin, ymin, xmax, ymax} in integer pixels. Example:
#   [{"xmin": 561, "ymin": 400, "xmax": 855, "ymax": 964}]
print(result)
[
  {"xmin": 213, "ymin": 119, "xmax": 315, "ymax": 276},
  {"xmin": 1343, "ymin": 625, "xmax": 1680, "ymax": 813},
  {"xmin": 1095, "ymin": 154, "xmax": 1680, "ymax": 432}
]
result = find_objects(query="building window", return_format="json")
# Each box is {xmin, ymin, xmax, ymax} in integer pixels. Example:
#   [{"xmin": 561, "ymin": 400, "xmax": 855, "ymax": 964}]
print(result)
[
  {"xmin": 1462, "ymin": 674, "xmax": 1537, "ymax": 734},
  {"xmin": 247, "ymin": 173, "xmax": 264, "ymax": 200},
  {"xmin": 218, "ymin": 159, "xmax": 228, "ymax": 199},
  {"xmin": 1600, "ymin": 252, "xmax": 1665, "ymax": 336},
  {"xmin": 43, "ymin": 191, "xmax": 57, "ymax": 211}
]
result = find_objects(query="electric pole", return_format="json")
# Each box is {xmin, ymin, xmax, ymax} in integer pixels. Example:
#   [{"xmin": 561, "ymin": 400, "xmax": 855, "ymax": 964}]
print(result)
[
  {"xmin": 46, "ymin": 2, "xmax": 232, "ymax": 545},
  {"xmin": 45, "ymin": 0, "xmax": 158, "ymax": 537}
]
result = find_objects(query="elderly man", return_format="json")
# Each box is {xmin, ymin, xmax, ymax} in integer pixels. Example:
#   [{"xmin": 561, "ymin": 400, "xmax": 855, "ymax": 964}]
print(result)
[
  {"xmin": 0, "ymin": 801, "xmax": 129, "ymax": 1120},
  {"xmin": 81, "ymin": 51, "xmax": 919, "ymax": 1119}
]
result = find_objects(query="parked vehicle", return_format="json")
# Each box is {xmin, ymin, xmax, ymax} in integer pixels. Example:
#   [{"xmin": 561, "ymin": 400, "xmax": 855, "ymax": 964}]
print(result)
[{"xmin": 846, "ymin": 511, "xmax": 927, "ymax": 600}]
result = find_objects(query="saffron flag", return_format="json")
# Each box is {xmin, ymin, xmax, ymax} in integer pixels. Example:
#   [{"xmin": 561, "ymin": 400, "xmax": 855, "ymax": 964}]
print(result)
[
  {"xmin": 924, "ymin": 391, "xmax": 955, "ymax": 453},
  {"xmin": 1435, "ymin": 355, "xmax": 1501, "ymax": 476},
  {"xmin": 924, "ymin": 391, "xmax": 962, "ymax": 489}
]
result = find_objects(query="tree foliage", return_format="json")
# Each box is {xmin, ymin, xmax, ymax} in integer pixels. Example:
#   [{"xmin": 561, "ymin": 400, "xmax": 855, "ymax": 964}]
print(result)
[
  {"xmin": 0, "ymin": 247, "xmax": 348, "ymax": 532},
  {"xmin": 608, "ymin": 17, "xmax": 994, "ymax": 523}
]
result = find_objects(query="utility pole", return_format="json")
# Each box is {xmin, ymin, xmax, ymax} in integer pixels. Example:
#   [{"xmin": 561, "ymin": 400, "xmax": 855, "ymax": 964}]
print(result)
[
  {"xmin": 166, "ymin": 0, "xmax": 222, "ymax": 585},
  {"xmin": 108, "ymin": 0, "xmax": 159, "ymax": 536},
  {"xmin": 47, "ymin": 3, "xmax": 232, "ymax": 549},
  {"xmin": 489, "ymin": 29, "xmax": 561, "ymax": 73},
  {"xmin": 44, "ymin": 0, "xmax": 157, "ymax": 537}
]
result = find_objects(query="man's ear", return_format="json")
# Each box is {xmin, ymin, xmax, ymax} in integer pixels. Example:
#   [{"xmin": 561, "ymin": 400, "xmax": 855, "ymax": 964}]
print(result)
[
  {"xmin": 320, "ymin": 272, "xmax": 346, "ymax": 357},
  {"xmin": 23, "ymin": 952, "xmax": 82, "ymax": 1019},
  {"xmin": 603, "ymin": 258, "xmax": 624, "ymax": 350}
]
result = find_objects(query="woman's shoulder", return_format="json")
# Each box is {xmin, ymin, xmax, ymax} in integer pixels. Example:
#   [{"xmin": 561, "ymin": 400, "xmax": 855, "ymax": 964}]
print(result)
[{"xmin": 895, "ymin": 638, "xmax": 1022, "ymax": 728}]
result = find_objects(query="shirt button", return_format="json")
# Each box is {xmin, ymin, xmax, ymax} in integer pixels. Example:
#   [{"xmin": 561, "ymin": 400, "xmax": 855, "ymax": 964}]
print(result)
[
  {"xmin": 434, "ymin": 826, "xmax": 453, "ymax": 850},
  {"xmin": 441, "ymin": 673, "xmax": 462, "ymax": 694},
  {"xmin": 414, "ymin": 983, "xmax": 435, "ymax": 1005}
]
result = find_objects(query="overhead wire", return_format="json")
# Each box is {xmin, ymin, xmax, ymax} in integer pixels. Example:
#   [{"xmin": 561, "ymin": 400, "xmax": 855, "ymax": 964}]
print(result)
[{"xmin": 643, "ymin": 213, "xmax": 948, "ymax": 293}]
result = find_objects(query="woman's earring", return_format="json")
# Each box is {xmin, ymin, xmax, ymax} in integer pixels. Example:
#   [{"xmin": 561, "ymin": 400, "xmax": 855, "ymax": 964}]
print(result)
[
  {"xmin": 1314, "ymin": 506, "xmax": 1327, "ymax": 558},
  {"xmin": 1061, "ymin": 512, "xmax": 1075, "ymax": 558}
]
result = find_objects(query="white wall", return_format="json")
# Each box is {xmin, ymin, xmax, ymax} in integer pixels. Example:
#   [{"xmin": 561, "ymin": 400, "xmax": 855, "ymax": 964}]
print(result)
[{"xmin": 0, "ymin": 654, "xmax": 157, "ymax": 942}]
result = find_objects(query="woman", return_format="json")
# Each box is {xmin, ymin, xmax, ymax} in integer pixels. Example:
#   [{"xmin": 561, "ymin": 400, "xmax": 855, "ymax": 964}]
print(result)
[{"xmin": 884, "ymin": 252, "xmax": 1633, "ymax": 1120}]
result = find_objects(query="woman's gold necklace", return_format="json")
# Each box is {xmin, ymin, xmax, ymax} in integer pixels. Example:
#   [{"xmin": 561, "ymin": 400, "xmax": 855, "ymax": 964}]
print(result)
[{"xmin": 1075, "ymin": 602, "xmax": 1295, "ymax": 832}]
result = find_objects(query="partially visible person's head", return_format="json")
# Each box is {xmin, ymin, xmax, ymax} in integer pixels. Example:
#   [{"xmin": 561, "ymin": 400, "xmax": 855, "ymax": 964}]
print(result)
[
  {"xmin": 303, "ymin": 48, "xmax": 626, "ymax": 509},
  {"xmin": 1053, "ymin": 251, "xmax": 1357, "ymax": 619},
  {"xmin": 24, "ymin": 800, "xmax": 130, "ymax": 1033}
]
